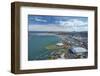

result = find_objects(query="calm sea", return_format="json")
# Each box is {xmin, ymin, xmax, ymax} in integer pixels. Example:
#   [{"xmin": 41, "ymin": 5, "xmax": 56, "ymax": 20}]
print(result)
[{"xmin": 28, "ymin": 32, "xmax": 60, "ymax": 61}]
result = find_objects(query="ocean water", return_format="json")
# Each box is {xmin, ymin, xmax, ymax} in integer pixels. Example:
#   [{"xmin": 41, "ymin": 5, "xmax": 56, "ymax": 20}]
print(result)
[{"xmin": 28, "ymin": 32, "xmax": 60, "ymax": 61}]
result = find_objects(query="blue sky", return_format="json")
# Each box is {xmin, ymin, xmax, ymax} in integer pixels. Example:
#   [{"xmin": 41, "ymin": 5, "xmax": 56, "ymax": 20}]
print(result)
[{"xmin": 28, "ymin": 15, "xmax": 88, "ymax": 32}]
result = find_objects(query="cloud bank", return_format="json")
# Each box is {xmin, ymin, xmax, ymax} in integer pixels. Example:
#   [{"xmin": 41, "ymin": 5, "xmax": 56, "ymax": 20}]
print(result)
[{"xmin": 28, "ymin": 15, "xmax": 88, "ymax": 32}]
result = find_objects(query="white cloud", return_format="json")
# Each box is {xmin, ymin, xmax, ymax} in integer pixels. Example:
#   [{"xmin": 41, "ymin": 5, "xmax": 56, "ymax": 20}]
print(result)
[
  {"xmin": 34, "ymin": 17, "xmax": 47, "ymax": 22},
  {"xmin": 59, "ymin": 19, "xmax": 88, "ymax": 27}
]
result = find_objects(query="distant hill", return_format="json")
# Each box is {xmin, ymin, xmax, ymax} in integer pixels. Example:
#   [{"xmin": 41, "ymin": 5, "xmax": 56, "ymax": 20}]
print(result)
[{"xmin": 29, "ymin": 31, "xmax": 88, "ymax": 37}]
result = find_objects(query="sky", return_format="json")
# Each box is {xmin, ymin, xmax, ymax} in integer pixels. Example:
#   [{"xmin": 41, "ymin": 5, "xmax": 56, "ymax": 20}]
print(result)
[{"xmin": 28, "ymin": 15, "xmax": 88, "ymax": 32}]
